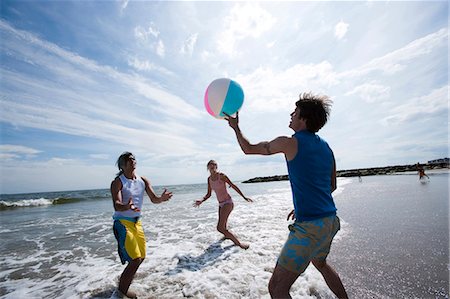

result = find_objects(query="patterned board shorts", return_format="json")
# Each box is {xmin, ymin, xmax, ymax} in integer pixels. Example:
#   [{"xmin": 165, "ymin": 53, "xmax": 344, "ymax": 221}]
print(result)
[
  {"xmin": 113, "ymin": 218, "xmax": 146, "ymax": 264},
  {"xmin": 277, "ymin": 215, "xmax": 340, "ymax": 274}
]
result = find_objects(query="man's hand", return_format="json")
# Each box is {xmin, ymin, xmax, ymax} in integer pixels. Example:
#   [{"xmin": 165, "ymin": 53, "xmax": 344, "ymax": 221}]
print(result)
[
  {"xmin": 223, "ymin": 111, "xmax": 239, "ymax": 130},
  {"xmin": 128, "ymin": 198, "xmax": 141, "ymax": 212},
  {"xmin": 160, "ymin": 189, "xmax": 173, "ymax": 202}
]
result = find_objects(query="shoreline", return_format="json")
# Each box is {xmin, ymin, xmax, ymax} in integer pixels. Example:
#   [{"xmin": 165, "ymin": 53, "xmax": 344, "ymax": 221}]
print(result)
[{"xmin": 242, "ymin": 163, "xmax": 450, "ymax": 183}]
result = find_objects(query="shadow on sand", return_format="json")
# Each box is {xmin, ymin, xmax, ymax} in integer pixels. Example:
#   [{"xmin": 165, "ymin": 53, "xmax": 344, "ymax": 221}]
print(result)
[{"xmin": 165, "ymin": 239, "xmax": 234, "ymax": 275}]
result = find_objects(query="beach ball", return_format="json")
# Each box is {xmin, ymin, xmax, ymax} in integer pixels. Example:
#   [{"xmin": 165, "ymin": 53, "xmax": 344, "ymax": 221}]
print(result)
[{"xmin": 204, "ymin": 78, "xmax": 244, "ymax": 119}]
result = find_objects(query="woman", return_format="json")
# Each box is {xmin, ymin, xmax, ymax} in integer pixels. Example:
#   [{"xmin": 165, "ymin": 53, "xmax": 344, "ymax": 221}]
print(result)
[{"xmin": 194, "ymin": 160, "xmax": 252, "ymax": 249}]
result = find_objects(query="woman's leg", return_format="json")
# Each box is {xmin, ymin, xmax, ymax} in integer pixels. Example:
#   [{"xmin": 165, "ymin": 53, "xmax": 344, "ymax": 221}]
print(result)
[{"xmin": 217, "ymin": 203, "xmax": 249, "ymax": 249}]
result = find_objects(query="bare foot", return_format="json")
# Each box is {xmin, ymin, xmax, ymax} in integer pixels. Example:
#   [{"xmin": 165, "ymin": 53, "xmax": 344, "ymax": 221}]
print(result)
[
  {"xmin": 118, "ymin": 288, "xmax": 137, "ymax": 299},
  {"xmin": 239, "ymin": 243, "xmax": 250, "ymax": 250}
]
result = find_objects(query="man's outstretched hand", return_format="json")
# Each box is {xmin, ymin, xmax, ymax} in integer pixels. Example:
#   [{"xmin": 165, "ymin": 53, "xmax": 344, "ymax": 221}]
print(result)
[{"xmin": 223, "ymin": 111, "xmax": 239, "ymax": 130}]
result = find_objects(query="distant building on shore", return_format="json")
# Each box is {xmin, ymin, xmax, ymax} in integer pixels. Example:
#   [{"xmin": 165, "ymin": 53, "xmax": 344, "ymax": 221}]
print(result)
[{"xmin": 427, "ymin": 157, "xmax": 449, "ymax": 164}]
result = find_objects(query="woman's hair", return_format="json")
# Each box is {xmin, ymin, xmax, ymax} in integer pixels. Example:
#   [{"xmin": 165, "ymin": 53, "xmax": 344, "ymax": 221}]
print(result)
[
  {"xmin": 295, "ymin": 92, "xmax": 332, "ymax": 133},
  {"xmin": 206, "ymin": 160, "xmax": 217, "ymax": 170},
  {"xmin": 116, "ymin": 151, "xmax": 134, "ymax": 177}
]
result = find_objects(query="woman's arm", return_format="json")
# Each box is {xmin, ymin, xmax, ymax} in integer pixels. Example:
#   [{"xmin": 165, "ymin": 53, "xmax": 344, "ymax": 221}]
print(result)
[
  {"xmin": 194, "ymin": 178, "xmax": 212, "ymax": 207},
  {"xmin": 222, "ymin": 174, "xmax": 252, "ymax": 202}
]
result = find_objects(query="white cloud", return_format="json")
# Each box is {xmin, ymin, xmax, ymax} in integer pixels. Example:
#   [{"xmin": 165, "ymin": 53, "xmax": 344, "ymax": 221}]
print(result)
[
  {"xmin": 134, "ymin": 24, "xmax": 164, "ymax": 57},
  {"xmin": 134, "ymin": 24, "xmax": 159, "ymax": 41},
  {"xmin": 345, "ymin": 82, "xmax": 391, "ymax": 103},
  {"xmin": 0, "ymin": 145, "xmax": 41, "ymax": 160},
  {"xmin": 0, "ymin": 19, "xmax": 202, "ymax": 157},
  {"xmin": 0, "ymin": 144, "xmax": 41, "ymax": 155},
  {"xmin": 334, "ymin": 21, "xmax": 349, "ymax": 40},
  {"xmin": 342, "ymin": 27, "xmax": 447, "ymax": 77},
  {"xmin": 0, "ymin": 158, "xmax": 114, "ymax": 193},
  {"xmin": 1, "ymin": 2, "xmax": 447, "ymax": 192},
  {"xmin": 180, "ymin": 33, "xmax": 198, "ymax": 56},
  {"xmin": 156, "ymin": 39, "xmax": 165, "ymax": 57},
  {"xmin": 0, "ymin": 99, "xmax": 200, "ymax": 156},
  {"xmin": 266, "ymin": 41, "xmax": 276, "ymax": 48},
  {"xmin": 89, "ymin": 154, "xmax": 110, "ymax": 160},
  {"xmin": 217, "ymin": 3, "xmax": 276, "ymax": 55},
  {"xmin": 48, "ymin": 157, "xmax": 78, "ymax": 166},
  {"xmin": 119, "ymin": 0, "xmax": 129, "ymax": 14},
  {"xmin": 236, "ymin": 61, "xmax": 339, "ymax": 112},
  {"xmin": 381, "ymin": 85, "xmax": 448, "ymax": 125},
  {"xmin": 127, "ymin": 57, "xmax": 173, "ymax": 75}
]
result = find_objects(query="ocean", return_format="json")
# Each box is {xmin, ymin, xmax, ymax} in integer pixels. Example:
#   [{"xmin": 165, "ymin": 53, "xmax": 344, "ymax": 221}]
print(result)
[{"xmin": 0, "ymin": 171, "xmax": 448, "ymax": 299}]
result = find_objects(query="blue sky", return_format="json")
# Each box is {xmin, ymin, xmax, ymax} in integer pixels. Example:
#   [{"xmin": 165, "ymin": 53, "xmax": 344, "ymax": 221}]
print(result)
[{"xmin": 0, "ymin": 1, "xmax": 448, "ymax": 194}]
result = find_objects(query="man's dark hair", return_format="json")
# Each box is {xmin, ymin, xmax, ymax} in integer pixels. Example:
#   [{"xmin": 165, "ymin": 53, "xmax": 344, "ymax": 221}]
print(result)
[
  {"xmin": 296, "ymin": 92, "xmax": 332, "ymax": 133},
  {"xmin": 116, "ymin": 151, "xmax": 134, "ymax": 176}
]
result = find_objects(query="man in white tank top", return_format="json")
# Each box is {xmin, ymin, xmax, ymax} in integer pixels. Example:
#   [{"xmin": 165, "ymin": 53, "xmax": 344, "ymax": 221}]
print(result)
[{"xmin": 111, "ymin": 152, "xmax": 173, "ymax": 298}]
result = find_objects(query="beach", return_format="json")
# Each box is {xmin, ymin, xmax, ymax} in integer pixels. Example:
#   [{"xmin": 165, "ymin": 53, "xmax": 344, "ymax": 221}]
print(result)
[{"xmin": 0, "ymin": 171, "xmax": 448, "ymax": 298}]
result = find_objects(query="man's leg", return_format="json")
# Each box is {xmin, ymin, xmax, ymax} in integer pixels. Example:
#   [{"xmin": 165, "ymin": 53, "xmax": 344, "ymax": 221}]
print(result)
[
  {"xmin": 312, "ymin": 259, "xmax": 348, "ymax": 299},
  {"xmin": 119, "ymin": 257, "xmax": 143, "ymax": 298},
  {"xmin": 268, "ymin": 263, "xmax": 301, "ymax": 299}
]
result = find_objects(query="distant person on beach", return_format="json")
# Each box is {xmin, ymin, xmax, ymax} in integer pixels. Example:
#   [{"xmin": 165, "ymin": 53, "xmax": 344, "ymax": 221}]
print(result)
[
  {"xmin": 416, "ymin": 163, "xmax": 430, "ymax": 180},
  {"xmin": 194, "ymin": 160, "xmax": 253, "ymax": 249},
  {"xmin": 225, "ymin": 92, "xmax": 348, "ymax": 299},
  {"xmin": 111, "ymin": 152, "xmax": 173, "ymax": 298}
]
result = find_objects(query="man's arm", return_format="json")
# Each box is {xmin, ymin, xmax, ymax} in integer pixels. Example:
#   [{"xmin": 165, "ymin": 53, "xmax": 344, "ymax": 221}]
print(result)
[
  {"xmin": 111, "ymin": 178, "xmax": 134, "ymax": 211},
  {"xmin": 142, "ymin": 176, "xmax": 172, "ymax": 204},
  {"xmin": 225, "ymin": 112, "xmax": 296, "ymax": 159},
  {"xmin": 331, "ymin": 152, "xmax": 337, "ymax": 193}
]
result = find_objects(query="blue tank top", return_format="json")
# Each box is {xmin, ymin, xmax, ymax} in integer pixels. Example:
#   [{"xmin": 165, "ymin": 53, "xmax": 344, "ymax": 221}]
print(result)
[{"xmin": 287, "ymin": 130, "xmax": 337, "ymax": 221}]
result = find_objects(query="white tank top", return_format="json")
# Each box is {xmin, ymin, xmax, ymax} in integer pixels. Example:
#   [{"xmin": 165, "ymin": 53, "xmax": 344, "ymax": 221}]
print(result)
[{"xmin": 113, "ymin": 174, "xmax": 145, "ymax": 219}]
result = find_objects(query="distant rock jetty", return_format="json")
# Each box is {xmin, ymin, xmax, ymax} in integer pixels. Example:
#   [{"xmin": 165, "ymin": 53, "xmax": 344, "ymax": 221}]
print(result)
[{"xmin": 242, "ymin": 162, "xmax": 449, "ymax": 183}]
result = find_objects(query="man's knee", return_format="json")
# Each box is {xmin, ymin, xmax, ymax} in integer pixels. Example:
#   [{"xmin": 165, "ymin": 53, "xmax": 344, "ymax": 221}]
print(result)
[
  {"xmin": 268, "ymin": 276, "xmax": 291, "ymax": 298},
  {"xmin": 130, "ymin": 257, "xmax": 144, "ymax": 266},
  {"xmin": 269, "ymin": 264, "xmax": 298, "ymax": 298}
]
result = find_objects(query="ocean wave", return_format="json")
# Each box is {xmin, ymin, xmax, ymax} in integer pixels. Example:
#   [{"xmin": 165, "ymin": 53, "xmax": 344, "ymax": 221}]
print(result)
[
  {"xmin": 52, "ymin": 197, "xmax": 85, "ymax": 205},
  {"xmin": 0, "ymin": 198, "xmax": 53, "ymax": 210},
  {"xmin": 0, "ymin": 197, "xmax": 86, "ymax": 210}
]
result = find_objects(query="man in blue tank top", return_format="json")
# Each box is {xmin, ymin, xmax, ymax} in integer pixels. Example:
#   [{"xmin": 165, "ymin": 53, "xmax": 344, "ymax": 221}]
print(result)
[{"xmin": 225, "ymin": 92, "xmax": 348, "ymax": 299}]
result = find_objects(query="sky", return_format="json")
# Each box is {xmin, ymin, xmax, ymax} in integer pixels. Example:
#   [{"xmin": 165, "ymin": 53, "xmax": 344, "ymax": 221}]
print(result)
[{"xmin": 0, "ymin": 0, "xmax": 448, "ymax": 194}]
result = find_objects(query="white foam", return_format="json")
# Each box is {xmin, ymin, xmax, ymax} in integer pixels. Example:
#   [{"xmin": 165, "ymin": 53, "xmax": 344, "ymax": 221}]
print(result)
[
  {"xmin": 0, "ymin": 198, "xmax": 53, "ymax": 208},
  {"xmin": 0, "ymin": 181, "xmax": 349, "ymax": 298}
]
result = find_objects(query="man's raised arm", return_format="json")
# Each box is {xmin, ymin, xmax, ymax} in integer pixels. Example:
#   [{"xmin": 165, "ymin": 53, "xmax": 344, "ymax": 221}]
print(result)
[{"xmin": 224, "ymin": 112, "xmax": 293, "ymax": 157}]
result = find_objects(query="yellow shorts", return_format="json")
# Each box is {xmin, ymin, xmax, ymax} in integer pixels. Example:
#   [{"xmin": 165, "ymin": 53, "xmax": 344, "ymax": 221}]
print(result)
[{"xmin": 113, "ymin": 218, "xmax": 146, "ymax": 264}]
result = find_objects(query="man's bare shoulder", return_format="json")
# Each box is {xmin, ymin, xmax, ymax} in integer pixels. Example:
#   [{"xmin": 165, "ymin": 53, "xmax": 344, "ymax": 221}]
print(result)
[
  {"xmin": 111, "ymin": 177, "xmax": 122, "ymax": 189},
  {"xmin": 277, "ymin": 136, "xmax": 298, "ymax": 160},
  {"xmin": 271, "ymin": 136, "xmax": 296, "ymax": 149},
  {"xmin": 274, "ymin": 135, "xmax": 294, "ymax": 143},
  {"xmin": 141, "ymin": 176, "xmax": 150, "ymax": 186}
]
